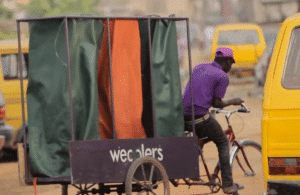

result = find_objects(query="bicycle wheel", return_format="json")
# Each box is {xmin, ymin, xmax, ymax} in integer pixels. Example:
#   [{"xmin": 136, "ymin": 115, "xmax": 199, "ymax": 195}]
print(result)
[
  {"xmin": 230, "ymin": 139, "xmax": 263, "ymax": 192},
  {"xmin": 125, "ymin": 156, "xmax": 170, "ymax": 195}
]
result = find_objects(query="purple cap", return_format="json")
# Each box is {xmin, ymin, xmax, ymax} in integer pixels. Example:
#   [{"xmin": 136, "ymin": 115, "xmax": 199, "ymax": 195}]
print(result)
[{"xmin": 215, "ymin": 47, "xmax": 235, "ymax": 62}]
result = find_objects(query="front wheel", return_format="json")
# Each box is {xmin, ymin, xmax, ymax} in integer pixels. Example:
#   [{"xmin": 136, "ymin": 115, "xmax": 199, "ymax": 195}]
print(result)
[
  {"xmin": 125, "ymin": 156, "xmax": 170, "ymax": 195},
  {"xmin": 230, "ymin": 139, "xmax": 263, "ymax": 192}
]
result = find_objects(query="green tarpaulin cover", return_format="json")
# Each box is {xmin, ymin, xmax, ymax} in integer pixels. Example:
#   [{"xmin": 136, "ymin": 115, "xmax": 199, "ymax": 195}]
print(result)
[
  {"xmin": 139, "ymin": 19, "xmax": 184, "ymax": 137},
  {"xmin": 27, "ymin": 19, "xmax": 104, "ymax": 177},
  {"xmin": 151, "ymin": 20, "xmax": 185, "ymax": 137},
  {"xmin": 27, "ymin": 17, "xmax": 184, "ymax": 178}
]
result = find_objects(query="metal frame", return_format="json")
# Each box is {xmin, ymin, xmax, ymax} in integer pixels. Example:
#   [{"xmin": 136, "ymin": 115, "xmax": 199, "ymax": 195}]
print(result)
[{"xmin": 16, "ymin": 15, "xmax": 196, "ymax": 185}]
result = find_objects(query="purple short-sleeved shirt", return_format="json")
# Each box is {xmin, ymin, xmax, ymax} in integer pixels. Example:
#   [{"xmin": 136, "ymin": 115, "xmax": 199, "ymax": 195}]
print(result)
[{"xmin": 182, "ymin": 61, "xmax": 229, "ymax": 115}]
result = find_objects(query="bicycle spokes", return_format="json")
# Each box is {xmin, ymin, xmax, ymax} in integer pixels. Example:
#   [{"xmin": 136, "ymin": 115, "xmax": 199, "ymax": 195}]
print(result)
[{"xmin": 231, "ymin": 141, "xmax": 263, "ymax": 190}]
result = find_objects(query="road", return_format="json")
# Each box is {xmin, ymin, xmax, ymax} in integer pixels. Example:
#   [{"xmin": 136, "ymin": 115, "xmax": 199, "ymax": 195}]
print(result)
[{"xmin": 0, "ymin": 77, "xmax": 265, "ymax": 195}]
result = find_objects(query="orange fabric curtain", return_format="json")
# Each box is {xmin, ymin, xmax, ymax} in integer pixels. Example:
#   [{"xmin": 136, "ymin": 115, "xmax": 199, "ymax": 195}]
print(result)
[
  {"xmin": 97, "ymin": 20, "xmax": 114, "ymax": 139},
  {"xmin": 111, "ymin": 20, "xmax": 146, "ymax": 139},
  {"xmin": 98, "ymin": 20, "xmax": 146, "ymax": 139}
]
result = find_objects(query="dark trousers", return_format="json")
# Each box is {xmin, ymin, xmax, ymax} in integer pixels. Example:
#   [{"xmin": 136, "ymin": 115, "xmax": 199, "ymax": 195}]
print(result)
[{"xmin": 185, "ymin": 115, "xmax": 233, "ymax": 187}]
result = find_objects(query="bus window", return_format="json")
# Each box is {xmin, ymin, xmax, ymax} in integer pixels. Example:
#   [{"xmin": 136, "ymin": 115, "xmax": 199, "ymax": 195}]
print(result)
[
  {"xmin": 1, "ymin": 53, "xmax": 28, "ymax": 80},
  {"xmin": 282, "ymin": 27, "xmax": 300, "ymax": 89}
]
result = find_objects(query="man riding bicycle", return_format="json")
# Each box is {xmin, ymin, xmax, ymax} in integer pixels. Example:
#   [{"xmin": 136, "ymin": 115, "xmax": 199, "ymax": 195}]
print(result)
[{"xmin": 182, "ymin": 47, "xmax": 244, "ymax": 194}]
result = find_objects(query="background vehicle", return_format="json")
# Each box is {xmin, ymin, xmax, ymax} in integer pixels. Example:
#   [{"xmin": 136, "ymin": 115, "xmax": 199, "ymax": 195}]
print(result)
[
  {"xmin": 262, "ymin": 13, "xmax": 300, "ymax": 194},
  {"xmin": 0, "ymin": 39, "xmax": 28, "ymax": 151},
  {"xmin": 210, "ymin": 23, "xmax": 266, "ymax": 76},
  {"xmin": 255, "ymin": 28, "xmax": 278, "ymax": 86},
  {"xmin": 0, "ymin": 90, "xmax": 16, "ymax": 158},
  {"xmin": 254, "ymin": 40, "xmax": 275, "ymax": 87}
]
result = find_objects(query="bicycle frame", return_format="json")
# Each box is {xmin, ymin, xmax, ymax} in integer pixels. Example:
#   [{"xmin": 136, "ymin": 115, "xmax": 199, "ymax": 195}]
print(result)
[
  {"xmin": 171, "ymin": 104, "xmax": 256, "ymax": 193},
  {"xmin": 197, "ymin": 104, "xmax": 255, "ymax": 187}
]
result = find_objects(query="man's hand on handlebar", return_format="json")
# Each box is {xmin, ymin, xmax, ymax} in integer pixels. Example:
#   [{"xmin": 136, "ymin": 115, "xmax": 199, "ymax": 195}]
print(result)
[
  {"xmin": 213, "ymin": 97, "xmax": 244, "ymax": 108},
  {"xmin": 230, "ymin": 98, "xmax": 244, "ymax": 106}
]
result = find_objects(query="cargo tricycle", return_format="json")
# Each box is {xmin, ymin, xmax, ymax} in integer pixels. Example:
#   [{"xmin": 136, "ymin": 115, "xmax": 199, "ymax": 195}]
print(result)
[{"xmin": 16, "ymin": 15, "xmax": 261, "ymax": 195}]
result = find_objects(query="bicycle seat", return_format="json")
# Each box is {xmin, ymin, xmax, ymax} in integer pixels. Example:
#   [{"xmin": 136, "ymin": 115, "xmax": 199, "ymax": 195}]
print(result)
[{"xmin": 198, "ymin": 136, "xmax": 209, "ymax": 147}]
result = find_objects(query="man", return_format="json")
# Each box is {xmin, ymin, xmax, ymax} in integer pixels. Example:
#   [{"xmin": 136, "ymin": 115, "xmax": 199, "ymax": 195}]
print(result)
[{"xmin": 182, "ymin": 47, "xmax": 244, "ymax": 194}]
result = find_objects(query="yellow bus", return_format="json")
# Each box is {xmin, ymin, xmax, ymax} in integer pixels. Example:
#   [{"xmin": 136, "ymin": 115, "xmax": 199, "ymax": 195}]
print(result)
[
  {"xmin": 263, "ymin": 13, "xmax": 300, "ymax": 194},
  {"xmin": 210, "ymin": 23, "xmax": 266, "ymax": 76},
  {"xmin": 0, "ymin": 39, "xmax": 28, "ymax": 133}
]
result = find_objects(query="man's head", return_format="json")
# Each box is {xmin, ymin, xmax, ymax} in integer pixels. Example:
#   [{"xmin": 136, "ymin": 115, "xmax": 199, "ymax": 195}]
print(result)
[{"xmin": 214, "ymin": 47, "xmax": 235, "ymax": 73}]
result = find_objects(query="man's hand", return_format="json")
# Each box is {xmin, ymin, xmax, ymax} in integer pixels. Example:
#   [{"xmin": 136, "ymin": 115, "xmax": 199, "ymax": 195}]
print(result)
[
  {"xmin": 230, "ymin": 98, "xmax": 244, "ymax": 105},
  {"xmin": 212, "ymin": 97, "xmax": 244, "ymax": 108}
]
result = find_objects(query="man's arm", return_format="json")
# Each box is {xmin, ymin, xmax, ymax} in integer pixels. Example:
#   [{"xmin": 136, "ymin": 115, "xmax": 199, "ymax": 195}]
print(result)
[{"xmin": 212, "ymin": 97, "xmax": 244, "ymax": 108}]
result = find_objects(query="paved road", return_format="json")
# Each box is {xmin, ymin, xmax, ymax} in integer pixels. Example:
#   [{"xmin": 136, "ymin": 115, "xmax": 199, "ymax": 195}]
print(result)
[{"xmin": 0, "ymin": 78, "xmax": 265, "ymax": 195}]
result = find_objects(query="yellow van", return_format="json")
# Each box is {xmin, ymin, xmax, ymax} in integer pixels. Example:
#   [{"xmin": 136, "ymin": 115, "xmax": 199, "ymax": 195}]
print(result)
[
  {"xmin": 0, "ymin": 39, "xmax": 28, "ymax": 134},
  {"xmin": 210, "ymin": 23, "xmax": 266, "ymax": 76},
  {"xmin": 262, "ymin": 13, "xmax": 300, "ymax": 194}
]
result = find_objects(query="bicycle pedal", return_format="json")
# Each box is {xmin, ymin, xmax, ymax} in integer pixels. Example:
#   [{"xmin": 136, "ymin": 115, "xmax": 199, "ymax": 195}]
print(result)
[{"xmin": 208, "ymin": 180, "xmax": 219, "ymax": 186}]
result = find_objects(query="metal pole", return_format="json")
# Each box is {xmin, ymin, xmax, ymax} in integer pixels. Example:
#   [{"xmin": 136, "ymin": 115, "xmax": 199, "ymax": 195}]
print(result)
[
  {"xmin": 147, "ymin": 18, "xmax": 157, "ymax": 138},
  {"xmin": 186, "ymin": 18, "xmax": 196, "ymax": 135},
  {"xmin": 106, "ymin": 19, "xmax": 116, "ymax": 139},
  {"xmin": 61, "ymin": 184, "xmax": 68, "ymax": 195},
  {"xmin": 17, "ymin": 21, "xmax": 26, "ymax": 146},
  {"xmin": 63, "ymin": 18, "xmax": 76, "ymax": 141},
  {"xmin": 17, "ymin": 20, "xmax": 29, "ymax": 182}
]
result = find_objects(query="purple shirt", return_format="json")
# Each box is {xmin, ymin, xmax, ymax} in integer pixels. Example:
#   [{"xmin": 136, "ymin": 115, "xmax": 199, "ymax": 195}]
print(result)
[{"xmin": 182, "ymin": 61, "xmax": 229, "ymax": 115}]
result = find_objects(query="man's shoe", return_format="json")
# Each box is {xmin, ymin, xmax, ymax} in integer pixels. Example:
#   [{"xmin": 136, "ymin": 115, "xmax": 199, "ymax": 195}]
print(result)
[{"xmin": 223, "ymin": 183, "xmax": 244, "ymax": 194}]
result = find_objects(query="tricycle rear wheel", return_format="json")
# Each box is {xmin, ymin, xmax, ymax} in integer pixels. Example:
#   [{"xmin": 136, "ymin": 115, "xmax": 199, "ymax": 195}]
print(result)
[{"xmin": 125, "ymin": 157, "xmax": 170, "ymax": 195}]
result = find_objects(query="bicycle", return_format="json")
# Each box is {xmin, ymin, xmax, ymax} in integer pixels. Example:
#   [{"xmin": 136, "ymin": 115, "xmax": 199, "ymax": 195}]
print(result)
[{"xmin": 172, "ymin": 103, "xmax": 262, "ymax": 195}]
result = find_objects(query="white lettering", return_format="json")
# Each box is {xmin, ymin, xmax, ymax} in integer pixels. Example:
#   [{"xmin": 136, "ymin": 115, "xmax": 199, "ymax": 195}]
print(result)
[
  {"xmin": 157, "ymin": 148, "xmax": 163, "ymax": 161},
  {"xmin": 152, "ymin": 148, "xmax": 157, "ymax": 158},
  {"xmin": 141, "ymin": 144, "xmax": 145, "ymax": 157},
  {"xmin": 120, "ymin": 149, "xmax": 127, "ymax": 162},
  {"xmin": 145, "ymin": 148, "xmax": 152, "ymax": 157},
  {"xmin": 127, "ymin": 149, "xmax": 133, "ymax": 162},
  {"xmin": 109, "ymin": 150, "xmax": 120, "ymax": 162},
  {"xmin": 109, "ymin": 145, "xmax": 164, "ymax": 163}
]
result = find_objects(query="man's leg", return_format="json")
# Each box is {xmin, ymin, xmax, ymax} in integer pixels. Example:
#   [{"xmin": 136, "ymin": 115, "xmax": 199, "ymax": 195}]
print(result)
[{"xmin": 195, "ymin": 117, "xmax": 233, "ymax": 187}]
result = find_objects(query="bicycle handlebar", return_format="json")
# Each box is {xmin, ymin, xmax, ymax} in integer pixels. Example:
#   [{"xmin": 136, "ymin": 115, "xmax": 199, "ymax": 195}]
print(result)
[{"xmin": 214, "ymin": 103, "xmax": 250, "ymax": 118}]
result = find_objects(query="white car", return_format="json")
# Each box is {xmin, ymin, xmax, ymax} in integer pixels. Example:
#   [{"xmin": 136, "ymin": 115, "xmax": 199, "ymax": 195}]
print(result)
[{"xmin": 0, "ymin": 91, "xmax": 16, "ymax": 159}]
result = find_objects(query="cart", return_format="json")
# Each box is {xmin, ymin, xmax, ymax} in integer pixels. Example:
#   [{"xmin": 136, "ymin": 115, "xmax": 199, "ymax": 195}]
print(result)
[{"xmin": 16, "ymin": 15, "xmax": 201, "ymax": 195}]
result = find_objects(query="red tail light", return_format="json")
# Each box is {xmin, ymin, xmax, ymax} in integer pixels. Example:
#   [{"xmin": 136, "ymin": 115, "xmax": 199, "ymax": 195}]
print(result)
[
  {"xmin": 269, "ymin": 157, "xmax": 300, "ymax": 175},
  {"xmin": 0, "ymin": 138, "xmax": 4, "ymax": 149},
  {"xmin": 0, "ymin": 107, "xmax": 5, "ymax": 120}
]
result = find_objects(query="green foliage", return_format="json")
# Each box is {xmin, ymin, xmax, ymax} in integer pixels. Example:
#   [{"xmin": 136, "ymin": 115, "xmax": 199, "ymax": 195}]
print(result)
[
  {"xmin": 22, "ymin": 0, "xmax": 103, "ymax": 17},
  {"xmin": 0, "ymin": 4, "xmax": 14, "ymax": 20},
  {"xmin": 0, "ymin": 30, "xmax": 17, "ymax": 40}
]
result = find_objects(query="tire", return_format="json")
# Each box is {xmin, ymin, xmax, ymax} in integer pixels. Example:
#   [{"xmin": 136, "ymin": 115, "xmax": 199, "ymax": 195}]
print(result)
[
  {"xmin": 125, "ymin": 156, "xmax": 170, "ymax": 195},
  {"xmin": 230, "ymin": 139, "xmax": 263, "ymax": 192}
]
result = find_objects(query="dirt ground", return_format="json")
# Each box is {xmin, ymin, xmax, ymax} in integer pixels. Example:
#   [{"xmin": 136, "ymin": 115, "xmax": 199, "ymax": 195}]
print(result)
[{"xmin": 0, "ymin": 76, "xmax": 265, "ymax": 195}]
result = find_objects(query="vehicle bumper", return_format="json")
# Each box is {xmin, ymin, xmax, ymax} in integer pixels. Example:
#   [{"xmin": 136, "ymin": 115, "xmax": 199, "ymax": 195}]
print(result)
[
  {"xmin": 230, "ymin": 63, "xmax": 256, "ymax": 74},
  {"xmin": 267, "ymin": 179, "xmax": 300, "ymax": 195}
]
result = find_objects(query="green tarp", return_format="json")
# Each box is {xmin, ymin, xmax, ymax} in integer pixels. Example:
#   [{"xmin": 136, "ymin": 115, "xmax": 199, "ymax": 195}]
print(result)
[
  {"xmin": 139, "ymin": 19, "xmax": 184, "ymax": 137},
  {"xmin": 27, "ymin": 19, "xmax": 104, "ymax": 177},
  {"xmin": 151, "ymin": 20, "xmax": 185, "ymax": 137},
  {"xmin": 27, "ymin": 18, "xmax": 184, "ymax": 178}
]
